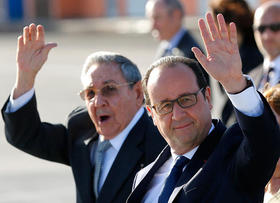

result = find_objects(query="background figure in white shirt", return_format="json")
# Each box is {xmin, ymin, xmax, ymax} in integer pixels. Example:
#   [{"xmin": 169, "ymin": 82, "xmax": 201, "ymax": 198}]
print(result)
[
  {"xmin": 1, "ymin": 24, "xmax": 166, "ymax": 203},
  {"xmin": 126, "ymin": 13, "xmax": 280, "ymax": 203},
  {"xmin": 249, "ymin": 1, "xmax": 280, "ymax": 91}
]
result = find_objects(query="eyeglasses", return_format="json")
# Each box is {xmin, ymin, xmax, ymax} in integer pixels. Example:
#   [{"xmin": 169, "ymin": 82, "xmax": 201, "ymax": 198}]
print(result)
[
  {"xmin": 79, "ymin": 82, "xmax": 134, "ymax": 101},
  {"xmin": 254, "ymin": 23, "xmax": 280, "ymax": 34},
  {"xmin": 151, "ymin": 88, "xmax": 205, "ymax": 115}
]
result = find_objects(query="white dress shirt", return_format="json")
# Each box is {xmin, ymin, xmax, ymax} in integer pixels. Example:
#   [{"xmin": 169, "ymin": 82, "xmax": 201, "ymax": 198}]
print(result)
[
  {"xmin": 96, "ymin": 107, "xmax": 144, "ymax": 191},
  {"xmin": 142, "ymin": 124, "xmax": 215, "ymax": 203}
]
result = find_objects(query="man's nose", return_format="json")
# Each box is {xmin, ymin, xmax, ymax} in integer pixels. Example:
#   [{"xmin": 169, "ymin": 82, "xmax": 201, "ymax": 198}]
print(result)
[
  {"xmin": 92, "ymin": 93, "xmax": 107, "ymax": 107},
  {"xmin": 262, "ymin": 28, "xmax": 275, "ymax": 39},
  {"xmin": 172, "ymin": 102, "xmax": 186, "ymax": 121}
]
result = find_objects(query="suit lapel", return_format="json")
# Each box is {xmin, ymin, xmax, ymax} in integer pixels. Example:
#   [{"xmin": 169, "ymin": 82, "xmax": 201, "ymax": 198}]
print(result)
[
  {"xmin": 71, "ymin": 129, "xmax": 98, "ymax": 203},
  {"xmin": 127, "ymin": 146, "xmax": 171, "ymax": 202},
  {"xmin": 169, "ymin": 120, "xmax": 226, "ymax": 202},
  {"xmin": 248, "ymin": 64, "xmax": 264, "ymax": 89}
]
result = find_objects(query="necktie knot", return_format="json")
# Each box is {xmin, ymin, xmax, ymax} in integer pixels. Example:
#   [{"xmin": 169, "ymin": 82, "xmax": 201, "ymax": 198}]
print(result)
[
  {"xmin": 97, "ymin": 140, "xmax": 111, "ymax": 153},
  {"xmin": 173, "ymin": 156, "xmax": 189, "ymax": 170}
]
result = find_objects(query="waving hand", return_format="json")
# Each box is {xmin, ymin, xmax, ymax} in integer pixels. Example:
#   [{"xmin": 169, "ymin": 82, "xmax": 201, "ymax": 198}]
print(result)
[
  {"xmin": 14, "ymin": 24, "xmax": 57, "ymax": 99},
  {"xmin": 192, "ymin": 13, "xmax": 246, "ymax": 93}
]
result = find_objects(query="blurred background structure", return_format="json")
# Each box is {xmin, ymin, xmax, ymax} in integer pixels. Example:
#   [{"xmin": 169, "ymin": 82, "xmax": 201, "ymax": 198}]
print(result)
[
  {"xmin": 0, "ymin": 0, "xmax": 277, "ymax": 203},
  {"xmin": 0, "ymin": 0, "xmax": 273, "ymax": 32}
]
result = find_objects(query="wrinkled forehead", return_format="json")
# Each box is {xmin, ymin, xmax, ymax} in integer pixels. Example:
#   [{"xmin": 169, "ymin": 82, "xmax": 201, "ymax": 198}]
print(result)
[{"xmin": 82, "ymin": 63, "xmax": 124, "ymax": 88}]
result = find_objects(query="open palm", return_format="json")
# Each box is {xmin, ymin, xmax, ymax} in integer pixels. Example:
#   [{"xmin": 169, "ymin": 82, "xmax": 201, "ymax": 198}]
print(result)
[
  {"xmin": 192, "ymin": 13, "xmax": 245, "ymax": 93},
  {"xmin": 13, "ymin": 24, "xmax": 57, "ymax": 99}
]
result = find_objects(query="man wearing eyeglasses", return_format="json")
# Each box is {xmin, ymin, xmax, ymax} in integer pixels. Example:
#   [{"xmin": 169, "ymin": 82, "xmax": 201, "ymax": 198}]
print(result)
[
  {"xmin": 1, "ymin": 24, "xmax": 166, "ymax": 203},
  {"xmin": 127, "ymin": 13, "xmax": 280, "ymax": 203},
  {"xmin": 250, "ymin": 1, "xmax": 280, "ymax": 91}
]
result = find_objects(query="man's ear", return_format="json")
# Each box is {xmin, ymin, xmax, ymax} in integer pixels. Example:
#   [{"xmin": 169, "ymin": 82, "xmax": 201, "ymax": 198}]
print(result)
[
  {"xmin": 172, "ymin": 9, "xmax": 183, "ymax": 21},
  {"xmin": 204, "ymin": 86, "xmax": 213, "ymax": 110},
  {"xmin": 146, "ymin": 105, "xmax": 157, "ymax": 126},
  {"xmin": 133, "ymin": 81, "xmax": 144, "ymax": 107}
]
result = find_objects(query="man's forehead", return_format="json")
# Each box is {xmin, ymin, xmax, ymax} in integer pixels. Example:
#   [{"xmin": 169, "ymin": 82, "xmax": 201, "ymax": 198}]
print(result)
[
  {"xmin": 255, "ymin": 6, "xmax": 280, "ymax": 23},
  {"xmin": 148, "ymin": 63, "xmax": 194, "ymax": 84},
  {"xmin": 147, "ymin": 64, "xmax": 197, "ymax": 98},
  {"xmin": 83, "ymin": 64, "xmax": 123, "ymax": 88}
]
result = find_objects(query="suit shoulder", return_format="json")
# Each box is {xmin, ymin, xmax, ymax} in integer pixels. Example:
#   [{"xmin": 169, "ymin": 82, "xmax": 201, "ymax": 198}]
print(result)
[{"xmin": 67, "ymin": 106, "xmax": 94, "ymax": 133}]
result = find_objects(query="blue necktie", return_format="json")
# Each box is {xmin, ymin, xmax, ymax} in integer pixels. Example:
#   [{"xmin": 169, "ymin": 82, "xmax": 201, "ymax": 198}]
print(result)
[
  {"xmin": 93, "ymin": 140, "xmax": 111, "ymax": 197},
  {"xmin": 158, "ymin": 156, "xmax": 189, "ymax": 203}
]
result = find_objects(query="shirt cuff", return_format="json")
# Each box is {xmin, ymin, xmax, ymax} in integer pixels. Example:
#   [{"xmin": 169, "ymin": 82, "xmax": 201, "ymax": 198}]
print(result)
[
  {"xmin": 226, "ymin": 76, "xmax": 264, "ymax": 117},
  {"xmin": 6, "ymin": 87, "xmax": 35, "ymax": 113}
]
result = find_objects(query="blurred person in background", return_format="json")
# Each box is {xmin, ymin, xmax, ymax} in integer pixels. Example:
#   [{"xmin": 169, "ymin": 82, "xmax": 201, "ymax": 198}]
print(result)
[
  {"xmin": 250, "ymin": 1, "xmax": 280, "ymax": 92},
  {"xmin": 263, "ymin": 84, "xmax": 280, "ymax": 203},
  {"xmin": 209, "ymin": 0, "xmax": 263, "ymax": 127},
  {"xmin": 145, "ymin": 0, "xmax": 201, "ymax": 60},
  {"xmin": 145, "ymin": 0, "xmax": 209, "ymax": 84},
  {"xmin": 1, "ymin": 24, "xmax": 166, "ymax": 203}
]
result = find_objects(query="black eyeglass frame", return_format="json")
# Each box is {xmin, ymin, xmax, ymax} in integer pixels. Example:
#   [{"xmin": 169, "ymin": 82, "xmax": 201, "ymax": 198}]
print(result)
[
  {"xmin": 254, "ymin": 22, "xmax": 280, "ymax": 34},
  {"xmin": 151, "ymin": 87, "xmax": 206, "ymax": 115}
]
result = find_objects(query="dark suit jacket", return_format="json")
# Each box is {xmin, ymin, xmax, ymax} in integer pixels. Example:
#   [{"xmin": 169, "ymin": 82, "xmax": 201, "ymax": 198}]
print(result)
[
  {"xmin": 1, "ymin": 95, "xmax": 166, "ymax": 203},
  {"xmin": 127, "ymin": 95, "xmax": 280, "ymax": 203}
]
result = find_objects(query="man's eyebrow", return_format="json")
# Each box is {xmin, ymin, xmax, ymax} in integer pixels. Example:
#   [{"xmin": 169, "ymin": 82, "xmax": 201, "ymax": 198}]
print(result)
[
  {"xmin": 85, "ymin": 80, "xmax": 117, "ymax": 89},
  {"xmin": 159, "ymin": 93, "xmax": 193, "ymax": 103},
  {"xmin": 103, "ymin": 80, "xmax": 117, "ymax": 85}
]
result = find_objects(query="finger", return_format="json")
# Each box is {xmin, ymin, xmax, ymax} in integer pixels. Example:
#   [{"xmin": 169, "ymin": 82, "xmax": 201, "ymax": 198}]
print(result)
[
  {"xmin": 23, "ymin": 26, "xmax": 29, "ymax": 44},
  {"xmin": 217, "ymin": 14, "xmax": 228, "ymax": 40},
  {"xmin": 192, "ymin": 47, "xmax": 208, "ymax": 70},
  {"xmin": 198, "ymin": 18, "xmax": 212, "ymax": 50},
  {"xmin": 37, "ymin": 25, "xmax": 45, "ymax": 42},
  {"xmin": 17, "ymin": 35, "xmax": 24, "ymax": 51},
  {"xmin": 206, "ymin": 12, "xmax": 220, "ymax": 40},
  {"xmin": 41, "ymin": 43, "xmax": 57, "ymax": 56},
  {"xmin": 229, "ymin": 22, "xmax": 238, "ymax": 45},
  {"xmin": 29, "ymin": 23, "xmax": 36, "ymax": 41}
]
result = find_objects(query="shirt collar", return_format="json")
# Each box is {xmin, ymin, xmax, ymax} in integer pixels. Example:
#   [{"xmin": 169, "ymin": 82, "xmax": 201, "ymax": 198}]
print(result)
[
  {"xmin": 99, "ymin": 107, "xmax": 144, "ymax": 151},
  {"xmin": 264, "ymin": 55, "xmax": 280, "ymax": 71},
  {"xmin": 167, "ymin": 28, "xmax": 186, "ymax": 50}
]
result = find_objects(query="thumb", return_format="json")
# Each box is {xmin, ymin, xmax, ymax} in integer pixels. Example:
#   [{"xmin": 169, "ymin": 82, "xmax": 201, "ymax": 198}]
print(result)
[
  {"xmin": 191, "ymin": 47, "xmax": 207, "ymax": 70},
  {"xmin": 41, "ymin": 42, "xmax": 57, "ymax": 56}
]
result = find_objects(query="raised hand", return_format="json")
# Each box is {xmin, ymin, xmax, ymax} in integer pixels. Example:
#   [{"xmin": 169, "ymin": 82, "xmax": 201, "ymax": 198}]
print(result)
[
  {"xmin": 192, "ymin": 13, "xmax": 246, "ymax": 93},
  {"xmin": 14, "ymin": 23, "xmax": 57, "ymax": 99}
]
